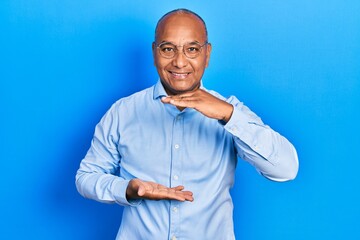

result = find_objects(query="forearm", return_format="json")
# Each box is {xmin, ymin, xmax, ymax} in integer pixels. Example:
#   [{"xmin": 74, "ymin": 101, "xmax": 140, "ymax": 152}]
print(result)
[
  {"xmin": 75, "ymin": 103, "xmax": 141, "ymax": 206},
  {"xmin": 225, "ymin": 97, "xmax": 299, "ymax": 181},
  {"xmin": 232, "ymin": 126, "xmax": 299, "ymax": 181},
  {"xmin": 75, "ymin": 169, "xmax": 132, "ymax": 205}
]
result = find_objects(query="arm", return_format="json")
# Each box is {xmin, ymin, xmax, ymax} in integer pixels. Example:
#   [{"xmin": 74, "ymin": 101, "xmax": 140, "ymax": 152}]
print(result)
[
  {"xmin": 75, "ymin": 103, "xmax": 193, "ymax": 206},
  {"xmin": 75, "ymin": 104, "xmax": 135, "ymax": 205},
  {"xmin": 162, "ymin": 89, "xmax": 299, "ymax": 182},
  {"xmin": 224, "ymin": 96, "xmax": 299, "ymax": 181}
]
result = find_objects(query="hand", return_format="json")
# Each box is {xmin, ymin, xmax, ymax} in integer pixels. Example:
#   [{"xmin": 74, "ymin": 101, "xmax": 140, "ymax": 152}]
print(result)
[
  {"xmin": 126, "ymin": 178, "xmax": 194, "ymax": 202},
  {"xmin": 161, "ymin": 89, "xmax": 234, "ymax": 123}
]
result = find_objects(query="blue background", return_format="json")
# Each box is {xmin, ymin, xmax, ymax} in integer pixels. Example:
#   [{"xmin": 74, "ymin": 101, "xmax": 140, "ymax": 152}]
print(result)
[{"xmin": 1, "ymin": 1, "xmax": 359, "ymax": 239}]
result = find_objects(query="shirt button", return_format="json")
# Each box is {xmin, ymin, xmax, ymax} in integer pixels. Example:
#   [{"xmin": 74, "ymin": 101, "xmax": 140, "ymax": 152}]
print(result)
[
  {"xmin": 173, "ymin": 175, "xmax": 179, "ymax": 180},
  {"xmin": 174, "ymin": 144, "xmax": 180, "ymax": 149},
  {"xmin": 171, "ymin": 236, "xmax": 177, "ymax": 240},
  {"xmin": 173, "ymin": 207, "xmax": 178, "ymax": 212}
]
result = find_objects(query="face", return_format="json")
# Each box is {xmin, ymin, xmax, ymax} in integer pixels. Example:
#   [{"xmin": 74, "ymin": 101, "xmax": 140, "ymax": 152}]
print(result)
[{"xmin": 152, "ymin": 13, "xmax": 212, "ymax": 95}]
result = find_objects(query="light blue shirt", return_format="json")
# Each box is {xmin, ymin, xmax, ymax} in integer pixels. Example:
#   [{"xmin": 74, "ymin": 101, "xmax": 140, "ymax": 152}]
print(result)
[{"xmin": 76, "ymin": 80, "xmax": 298, "ymax": 240}]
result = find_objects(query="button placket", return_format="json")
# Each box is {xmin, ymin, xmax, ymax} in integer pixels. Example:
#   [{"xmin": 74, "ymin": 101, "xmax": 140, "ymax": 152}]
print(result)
[{"xmin": 169, "ymin": 113, "xmax": 183, "ymax": 239}]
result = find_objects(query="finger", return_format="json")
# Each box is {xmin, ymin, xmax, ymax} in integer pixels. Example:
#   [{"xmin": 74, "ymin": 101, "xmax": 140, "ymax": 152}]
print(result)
[
  {"xmin": 161, "ymin": 191, "xmax": 186, "ymax": 201},
  {"xmin": 171, "ymin": 93, "xmax": 196, "ymax": 99},
  {"xmin": 137, "ymin": 185, "xmax": 146, "ymax": 196},
  {"xmin": 180, "ymin": 190, "xmax": 193, "ymax": 196},
  {"xmin": 178, "ymin": 191, "xmax": 193, "ymax": 199},
  {"xmin": 161, "ymin": 90, "xmax": 199, "ymax": 103},
  {"xmin": 178, "ymin": 191, "xmax": 194, "ymax": 202},
  {"xmin": 172, "ymin": 185, "xmax": 185, "ymax": 191},
  {"xmin": 161, "ymin": 96, "xmax": 189, "ymax": 107},
  {"xmin": 184, "ymin": 195, "xmax": 194, "ymax": 202},
  {"xmin": 172, "ymin": 189, "xmax": 194, "ymax": 201},
  {"xmin": 168, "ymin": 98, "xmax": 198, "ymax": 108},
  {"xmin": 146, "ymin": 189, "xmax": 192, "ymax": 202},
  {"xmin": 161, "ymin": 97, "xmax": 172, "ymax": 103}
]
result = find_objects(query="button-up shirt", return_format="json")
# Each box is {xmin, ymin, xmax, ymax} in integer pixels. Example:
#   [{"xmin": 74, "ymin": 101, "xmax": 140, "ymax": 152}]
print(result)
[{"xmin": 76, "ymin": 80, "xmax": 298, "ymax": 240}]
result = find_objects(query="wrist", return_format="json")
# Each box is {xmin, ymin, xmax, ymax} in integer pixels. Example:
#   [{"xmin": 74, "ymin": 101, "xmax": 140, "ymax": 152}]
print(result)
[
  {"xmin": 221, "ymin": 103, "xmax": 234, "ymax": 123},
  {"xmin": 126, "ymin": 179, "xmax": 138, "ymax": 200}
]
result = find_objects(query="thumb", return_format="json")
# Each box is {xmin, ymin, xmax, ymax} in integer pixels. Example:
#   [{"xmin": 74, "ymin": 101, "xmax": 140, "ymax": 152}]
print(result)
[
  {"xmin": 161, "ymin": 97, "xmax": 171, "ymax": 103},
  {"xmin": 173, "ymin": 185, "xmax": 185, "ymax": 191},
  {"xmin": 137, "ymin": 185, "xmax": 146, "ymax": 196}
]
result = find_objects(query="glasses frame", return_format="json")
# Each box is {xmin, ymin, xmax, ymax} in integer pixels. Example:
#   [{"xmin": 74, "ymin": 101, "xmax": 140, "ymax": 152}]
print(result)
[{"xmin": 155, "ymin": 41, "xmax": 209, "ymax": 59}]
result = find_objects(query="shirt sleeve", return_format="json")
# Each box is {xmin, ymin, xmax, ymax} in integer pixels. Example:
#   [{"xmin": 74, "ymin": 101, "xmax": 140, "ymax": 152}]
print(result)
[
  {"xmin": 223, "ymin": 96, "xmax": 299, "ymax": 181},
  {"xmin": 75, "ymin": 102, "xmax": 141, "ymax": 206}
]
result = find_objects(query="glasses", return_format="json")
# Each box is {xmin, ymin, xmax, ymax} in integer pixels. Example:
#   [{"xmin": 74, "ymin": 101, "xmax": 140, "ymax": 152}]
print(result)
[{"xmin": 155, "ymin": 41, "xmax": 208, "ymax": 59}]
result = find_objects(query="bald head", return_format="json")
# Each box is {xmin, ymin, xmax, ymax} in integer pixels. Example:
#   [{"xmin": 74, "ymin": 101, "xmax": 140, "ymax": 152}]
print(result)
[
  {"xmin": 152, "ymin": 8, "xmax": 212, "ymax": 96},
  {"xmin": 155, "ymin": 9, "xmax": 208, "ymax": 42}
]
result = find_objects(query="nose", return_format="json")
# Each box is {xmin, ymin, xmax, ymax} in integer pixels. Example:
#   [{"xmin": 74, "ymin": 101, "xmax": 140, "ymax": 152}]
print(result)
[{"xmin": 172, "ymin": 49, "xmax": 188, "ymax": 68}]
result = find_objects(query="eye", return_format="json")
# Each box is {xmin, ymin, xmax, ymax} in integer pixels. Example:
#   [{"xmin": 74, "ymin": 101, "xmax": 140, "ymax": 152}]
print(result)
[
  {"xmin": 160, "ymin": 45, "xmax": 175, "ymax": 53},
  {"xmin": 186, "ymin": 46, "xmax": 200, "ymax": 53}
]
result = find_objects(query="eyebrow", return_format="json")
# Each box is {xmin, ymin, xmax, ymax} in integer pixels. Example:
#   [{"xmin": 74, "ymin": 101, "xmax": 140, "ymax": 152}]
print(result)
[{"xmin": 158, "ymin": 40, "xmax": 201, "ymax": 45}]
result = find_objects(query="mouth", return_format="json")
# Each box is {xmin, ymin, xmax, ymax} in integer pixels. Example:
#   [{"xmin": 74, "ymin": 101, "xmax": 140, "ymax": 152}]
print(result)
[{"xmin": 168, "ymin": 71, "xmax": 191, "ymax": 79}]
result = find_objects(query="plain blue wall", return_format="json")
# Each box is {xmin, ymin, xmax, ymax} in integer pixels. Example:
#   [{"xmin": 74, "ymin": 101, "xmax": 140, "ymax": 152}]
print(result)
[{"xmin": 1, "ymin": 1, "xmax": 359, "ymax": 239}]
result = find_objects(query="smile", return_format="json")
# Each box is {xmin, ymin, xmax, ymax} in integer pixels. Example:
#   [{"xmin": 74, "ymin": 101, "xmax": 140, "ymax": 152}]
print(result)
[{"xmin": 169, "ymin": 71, "xmax": 190, "ymax": 79}]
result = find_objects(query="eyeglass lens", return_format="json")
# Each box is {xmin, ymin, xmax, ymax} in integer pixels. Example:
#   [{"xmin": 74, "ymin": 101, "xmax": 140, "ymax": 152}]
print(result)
[{"xmin": 158, "ymin": 43, "xmax": 204, "ymax": 59}]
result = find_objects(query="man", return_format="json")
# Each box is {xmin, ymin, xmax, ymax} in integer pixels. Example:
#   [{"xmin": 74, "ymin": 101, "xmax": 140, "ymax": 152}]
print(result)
[{"xmin": 76, "ymin": 9, "xmax": 298, "ymax": 240}]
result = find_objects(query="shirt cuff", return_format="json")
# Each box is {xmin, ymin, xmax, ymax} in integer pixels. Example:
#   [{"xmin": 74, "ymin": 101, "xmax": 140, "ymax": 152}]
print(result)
[
  {"xmin": 112, "ymin": 178, "xmax": 142, "ymax": 206},
  {"xmin": 223, "ymin": 105, "xmax": 254, "ymax": 141}
]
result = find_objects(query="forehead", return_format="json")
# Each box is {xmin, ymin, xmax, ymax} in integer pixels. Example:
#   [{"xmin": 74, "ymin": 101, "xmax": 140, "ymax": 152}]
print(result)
[{"xmin": 156, "ymin": 13, "xmax": 206, "ymax": 43}]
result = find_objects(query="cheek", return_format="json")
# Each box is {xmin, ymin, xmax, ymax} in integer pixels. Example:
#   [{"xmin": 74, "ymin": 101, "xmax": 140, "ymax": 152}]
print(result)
[
  {"xmin": 154, "ymin": 54, "xmax": 167, "ymax": 68},
  {"xmin": 192, "ymin": 61, "xmax": 206, "ymax": 74},
  {"xmin": 156, "ymin": 59, "xmax": 171, "ymax": 71}
]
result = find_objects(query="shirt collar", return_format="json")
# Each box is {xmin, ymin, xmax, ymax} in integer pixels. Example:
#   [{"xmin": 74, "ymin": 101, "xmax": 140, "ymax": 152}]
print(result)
[
  {"xmin": 153, "ymin": 79, "xmax": 205, "ymax": 100},
  {"xmin": 153, "ymin": 80, "xmax": 168, "ymax": 100}
]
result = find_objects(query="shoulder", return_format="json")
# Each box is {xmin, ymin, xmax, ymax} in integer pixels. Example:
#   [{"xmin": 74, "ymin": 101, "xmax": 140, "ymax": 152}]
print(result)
[
  {"xmin": 97, "ymin": 85, "xmax": 154, "ymax": 123},
  {"xmin": 111, "ymin": 85, "xmax": 154, "ymax": 109},
  {"xmin": 203, "ymin": 87, "xmax": 242, "ymax": 105}
]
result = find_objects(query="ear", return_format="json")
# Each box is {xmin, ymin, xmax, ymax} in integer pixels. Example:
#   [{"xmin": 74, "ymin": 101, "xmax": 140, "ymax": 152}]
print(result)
[
  {"xmin": 205, "ymin": 43, "xmax": 212, "ymax": 68},
  {"xmin": 152, "ymin": 42, "xmax": 156, "ymax": 66}
]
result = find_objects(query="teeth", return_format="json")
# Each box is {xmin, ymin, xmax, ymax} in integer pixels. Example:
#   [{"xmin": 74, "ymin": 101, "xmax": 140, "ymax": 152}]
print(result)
[{"xmin": 171, "ymin": 72, "xmax": 189, "ymax": 79}]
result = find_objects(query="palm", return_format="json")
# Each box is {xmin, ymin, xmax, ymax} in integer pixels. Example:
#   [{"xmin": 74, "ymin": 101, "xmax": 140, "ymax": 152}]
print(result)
[{"xmin": 127, "ymin": 179, "xmax": 193, "ymax": 202}]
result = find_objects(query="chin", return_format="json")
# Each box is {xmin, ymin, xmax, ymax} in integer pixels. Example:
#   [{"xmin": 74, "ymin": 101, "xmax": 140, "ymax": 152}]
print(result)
[
  {"xmin": 161, "ymin": 78, "xmax": 200, "ymax": 95},
  {"xmin": 170, "ymin": 83, "xmax": 199, "ymax": 94}
]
